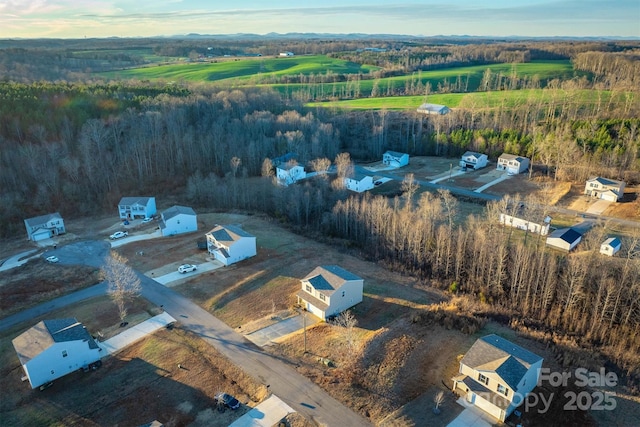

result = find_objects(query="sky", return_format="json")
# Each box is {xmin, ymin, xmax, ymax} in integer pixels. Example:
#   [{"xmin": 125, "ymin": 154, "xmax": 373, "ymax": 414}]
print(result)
[{"xmin": 1, "ymin": 0, "xmax": 638, "ymax": 39}]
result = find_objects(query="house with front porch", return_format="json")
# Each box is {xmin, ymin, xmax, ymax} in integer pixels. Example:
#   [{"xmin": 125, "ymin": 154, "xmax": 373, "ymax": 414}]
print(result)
[
  {"xmin": 24, "ymin": 212, "xmax": 66, "ymax": 242},
  {"xmin": 118, "ymin": 197, "xmax": 156, "ymax": 220},
  {"xmin": 584, "ymin": 177, "xmax": 625, "ymax": 202},
  {"xmin": 12, "ymin": 318, "xmax": 103, "ymax": 389},
  {"xmin": 459, "ymin": 151, "xmax": 488, "ymax": 170},
  {"xmin": 297, "ymin": 265, "xmax": 363, "ymax": 321},
  {"xmin": 452, "ymin": 334, "xmax": 543, "ymax": 422},
  {"xmin": 206, "ymin": 224, "xmax": 256, "ymax": 266},
  {"xmin": 497, "ymin": 154, "xmax": 530, "ymax": 175},
  {"xmin": 382, "ymin": 151, "xmax": 409, "ymax": 168}
]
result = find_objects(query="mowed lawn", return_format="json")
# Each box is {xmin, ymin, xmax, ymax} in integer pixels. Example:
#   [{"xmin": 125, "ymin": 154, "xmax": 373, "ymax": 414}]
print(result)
[
  {"xmin": 99, "ymin": 54, "xmax": 380, "ymax": 82},
  {"xmin": 305, "ymin": 89, "xmax": 635, "ymax": 111}
]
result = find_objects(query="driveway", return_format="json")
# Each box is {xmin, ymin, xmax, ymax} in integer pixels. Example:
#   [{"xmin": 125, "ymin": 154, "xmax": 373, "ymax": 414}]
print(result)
[
  {"xmin": 0, "ymin": 249, "xmax": 39, "ymax": 272},
  {"xmin": 229, "ymin": 394, "xmax": 295, "ymax": 427},
  {"xmin": 109, "ymin": 229, "xmax": 162, "ymax": 248},
  {"xmin": 99, "ymin": 312, "xmax": 176, "ymax": 355},
  {"xmin": 446, "ymin": 398, "xmax": 498, "ymax": 427},
  {"xmin": 474, "ymin": 173, "xmax": 511, "ymax": 193},
  {"xmin": 245, "ymin": 314, "xmax": 320, "ymax": 347},
  {"xmin": 152, "ymin": 260, "xmax": 224, "ymax": 286},
  {"xmin": 430, "ymin": 169, "xmax": 466, "ymax": 184},
  {"xmin": 586, "ymin": 199, "xmax": 611, "ymax": 215}
]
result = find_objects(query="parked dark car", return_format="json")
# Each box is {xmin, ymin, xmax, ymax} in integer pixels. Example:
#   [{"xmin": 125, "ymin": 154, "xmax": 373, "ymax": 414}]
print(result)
[{"xmin": 215, "ymin": 392, "xmax": 240, "ymax": 410}]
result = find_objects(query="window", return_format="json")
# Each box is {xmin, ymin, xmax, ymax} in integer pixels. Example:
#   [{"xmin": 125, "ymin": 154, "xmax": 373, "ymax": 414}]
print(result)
[
  {"xmin": 342, "ymin": 291, "xmax": 345, "ymax": 297},
  {"xmin": 306, "ymin": 285, "xmax": 312, "ymax": 293},
  {"xmin": 478, "ymin": 373, "xmax": 489, "ymax": 385},
  {"xmin": 497, "ymin": 384, "xmax": 509, "ymax": 396},
  {"xmin": 62, "ymin": 350, "xmax": 68, "ymax": 358},
  {"xmin": 319, "ymin": 293, "xmax": 326, "ymax": 301}
]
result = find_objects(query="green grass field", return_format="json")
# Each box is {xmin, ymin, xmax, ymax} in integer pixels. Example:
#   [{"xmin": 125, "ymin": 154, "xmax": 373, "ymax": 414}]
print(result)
[
  {"xmin": 99, "ymin": 54, "xmax": 380, "ymax": 82},
  {"xmin": 305, "ymin": 89, "xmax": 634, "ymax": 111}
]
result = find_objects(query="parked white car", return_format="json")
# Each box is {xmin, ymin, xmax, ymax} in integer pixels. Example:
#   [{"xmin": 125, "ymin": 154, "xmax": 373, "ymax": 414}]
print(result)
[
  {"xmin": 178, "ymin": 264, "xmax": 197, "ymax": 274},
  {"xmin": 142, "ymin": 217, "xmax": 153, "ymax": 223},
  {"xmin": 110, "ymin": 231, "xmax": 129, "ymax": 240},
  {"xmin": 45, "ymin": 255, "xmax": 59, "ymax": 263}
]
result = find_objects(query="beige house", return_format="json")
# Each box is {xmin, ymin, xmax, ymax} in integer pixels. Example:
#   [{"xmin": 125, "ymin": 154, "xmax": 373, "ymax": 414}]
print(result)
[
  {"xmin": 297, "ymin": 265, "xmax": 363, "ymax": 320},
  {"xmin": 452, "ymin": 334, "xmax": 543, "ymax": 422},
  {"xmin": 584, "ymin": 177, "xmax": 625, "ymax": 202}
]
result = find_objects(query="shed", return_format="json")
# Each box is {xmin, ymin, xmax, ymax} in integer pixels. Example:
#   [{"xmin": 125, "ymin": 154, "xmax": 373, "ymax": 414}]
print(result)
[{"xmin": 600, "ymin": 237, "xmax": 621, "ymax": 256}]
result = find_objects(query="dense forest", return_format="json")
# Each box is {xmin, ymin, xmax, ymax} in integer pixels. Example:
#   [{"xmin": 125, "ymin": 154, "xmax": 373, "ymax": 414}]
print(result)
[{"xmin": 1, "ymin": 37, "xmax": 639, "ymax": 392}]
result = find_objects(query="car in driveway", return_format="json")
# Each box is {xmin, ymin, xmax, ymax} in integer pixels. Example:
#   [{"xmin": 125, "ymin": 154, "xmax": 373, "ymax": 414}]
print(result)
[
  {"xmin": 142, "ymin": 217, "xmax": 153, "ymax": 223},
  {"xmin": 215, "ymin": 392, "xmax": 240, "ymax": 410},
  {"xmin": 110, "ymin": 231, "xmax": 128, "ymax": 240},
  {"xmin": 177, "ymin": 264, "xmax": 197, "ymax": 274},
  {"xmin": 45, "ymin": 255, "xmax": 59, "ymax": 263}
]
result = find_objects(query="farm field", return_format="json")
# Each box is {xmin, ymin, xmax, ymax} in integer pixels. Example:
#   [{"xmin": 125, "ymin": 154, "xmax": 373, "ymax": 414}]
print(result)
[
  {"xmin": 305, "ymin": 88, "xmax": 635, "ymax": 111},
  {"xmin": 99, "ymin": 54, "xmax": 380, "ymax": 82}
]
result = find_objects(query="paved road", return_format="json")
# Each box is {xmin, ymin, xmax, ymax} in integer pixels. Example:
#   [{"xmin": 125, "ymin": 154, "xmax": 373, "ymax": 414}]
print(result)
[{"xmin": 1, "ymin": 241, "xmax": 371, "ymax": 427}]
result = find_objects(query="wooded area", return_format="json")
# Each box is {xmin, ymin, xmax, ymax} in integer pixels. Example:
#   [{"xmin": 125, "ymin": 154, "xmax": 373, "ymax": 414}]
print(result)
[{"xmin": 1, "ymin": 37, "xmax": 639, "ymax": 393}]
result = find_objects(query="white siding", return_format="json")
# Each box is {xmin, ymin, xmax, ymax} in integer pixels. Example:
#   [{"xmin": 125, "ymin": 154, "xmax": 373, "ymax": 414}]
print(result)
[
  {"xmin": 162, "ymin": 214, "xmax": 197, "ymax": 236},
  {"xmin": 24, "ymin": 341, "xmax": 102, "ymax": 389},
  {"xmin": 325, "ymin": 280, "xmax": 363, "ymax": 318}
]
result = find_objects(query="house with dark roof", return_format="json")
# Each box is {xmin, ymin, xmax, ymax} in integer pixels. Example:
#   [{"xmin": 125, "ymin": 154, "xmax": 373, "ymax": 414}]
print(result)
[
  {"xmin": 118, "ymin": 197, "xmax": 156, "ymax": 220},
  {"xmin": 497, "ymin": 153, "xmax": 530, "ymax": 175},
  {"xmin": 459, "ymin": 151, "xmax": 488, "ymax": 170},
  {"xmin": 416, "ymin": 103, "xmax": 450, "ymax": 115},
  {"xmin": 12, "ymin": 318, "xmax": 102, "ymax": 389},
  {"xmin": 24, "ymin": 212, "xmax": 66, "ymax": 242},
  {"xmin": 452, "ymin": 334, "xmax": 543, "ymax": 422},
  {"xmin": 206, "ymin": 224, "xmax": 256, "ymax": 266},
  {"xmin": 600, "ymin": 237, "xmax": 622, "ymax": 257},
  {"xmin": 160, "ymin": 205, "xmax": 197, "ymax": 237},
  {"xmin": 276, "ymin": 162, "xmax": 306, "ymax": 186},
  {"xmin": 344, "ymin": 173, "xmax": 374, "ymax": 192},
  {"xmin": 297, "ymin": 265, "xmax": 364, "ymax": 320},
  {"xmin": 546, "ymin": 227, "xmax": 582, "ymax": 252},
  {"xmin": 383, "ymin": 151, "xmax": 409, "ymax": 168},
  {"xmin": 584, "ymin": 177, "xmax": 625, "ymax": 202}
]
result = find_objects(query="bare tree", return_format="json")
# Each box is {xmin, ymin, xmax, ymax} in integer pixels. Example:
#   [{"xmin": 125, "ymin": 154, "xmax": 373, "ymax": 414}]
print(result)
[
  {"xmin": 334, "ymin": 152, "xmax": 353, "ymax": 178},
  {"xmin": 261, "ymin": 158, "xmax": 274, "ymax": 178},
  {"xmin": 309, "ymin": 157, "xmax": 331, "ymax": 177},
  {"xmin": 333, "ymin": 310, "xmax": 359, "ymax": 357},
  {"xmin": 433, "ymin": 390, "xmax": 445, "ymax": 414},
  {"xmin": 401, "ymin": 173, "xmax": 419, "ymax": 203},
  {"xmin": 102, "ymin": 251, "xmax": 141, "ymax": 321}
]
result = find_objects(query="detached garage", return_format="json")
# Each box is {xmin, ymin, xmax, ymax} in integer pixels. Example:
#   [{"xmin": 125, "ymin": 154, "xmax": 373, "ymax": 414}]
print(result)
[{"xmin": 546, "ymin": 228, "xmax": 582, "ymax": 251}]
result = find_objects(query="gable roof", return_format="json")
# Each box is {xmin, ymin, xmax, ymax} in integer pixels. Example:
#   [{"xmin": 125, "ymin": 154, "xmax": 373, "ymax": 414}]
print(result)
[
  {"xmin": 417, "ymin": 103, "xmax": 449, "ymax": 113},
  {"xmin": 602, "ymin": 237, "xmax": 621, "ymax": 248},
  {"xmin": 119, "ymin": 196, "xmax": 153, "ymax": 206},
  {"xmin": 12, "ymin": 318, "xmax": 98, "ymax": 365},
  {"xmin": 207, "ymin": 224, "xmax": 254, "ymax": 244},
  {"xmin": 24, "ymin": 212, "xmax": 62, "ymax": 227},
  {"xmin": 278, "ymin": 162, "xmax": 302, "ymax": 171},
  {"xmin": 163, "ymin": 205, "xmax": 196, "ymax": 221},
  {"xmin": 345, "ymin": 172, "xmax": 372, "ymax": 182},
  {"xmin": 461, "ymin": 334, "xmax": 543, "ymax": 389},
  {"xmin": 548, "ymin": 227, "xmax": 581, "ymax": 244},
  {"xmin": 462, "ymin": 151, "xmax": 485, "ymax": 159},
  {"xmin": 303, "ymin": 265, "xmax": 362, "ymax": 296},
  {"xmin": 499, "ymin": 153, "xmax": 528, "ymax": 163},
  {"xmin": 384, "ymin": 150, "xmax": 407, "ymax": 158},
  {"xmin": 587, "ymin": 177, "xmax": 624, "ymax": 187}
]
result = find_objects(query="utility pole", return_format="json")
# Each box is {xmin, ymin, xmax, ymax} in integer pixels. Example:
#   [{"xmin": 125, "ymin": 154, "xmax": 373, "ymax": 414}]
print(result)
[
  {"xmin": 303, "ymin": 310, "xmax": 307, "ymax": 354},
  {"xmin": 449, "ymin": 163, "xmax": 452, "ymax": 181}
]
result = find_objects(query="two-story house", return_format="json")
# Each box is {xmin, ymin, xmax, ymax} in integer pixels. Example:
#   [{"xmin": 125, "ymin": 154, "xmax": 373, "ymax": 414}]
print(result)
[
  {"xmin": 497, "ymin": 153, "xmax": 530, "ymax": 175},
  {"xmin": 459, "ymin": 151, "xmax": 488, "ymax": 170},
  {"xmin": 118, "ymin": 197, "xmax": 156, "ymax": 220},
  {"xmin": 160, "ymin": 205, "xmax": 197, "ymax": 237},
  {"xmin": 452, "ymin": 334, "xmax": 543, "ymax": 422},
  {"xmin": 24, "ymin": 212, "xmax": 66, "ymax": 242},
  {"xmin": 276, "ymin": 163, "xmax": 306, "ymax": 186},
  {"xmin": 382, "ymin": 151, "xmax": 409, "ymax": 168},
  {"xmin": 296, "ymin": 265, "xmax": 363, "ymax": 320},
  {"xmin": 344, "ymin": 173, "xmax": 374, "ymax": 193},
  {"xmin": 12, "ymin": 318, "xmax": 103, "ymax": 389},
  {"xmin": 584, "ymin": 177, "xmax": 625, "ymax": 202},
  {"xmin": 206, "ymin": 224, "xmax": 256, "ymax": 266}
]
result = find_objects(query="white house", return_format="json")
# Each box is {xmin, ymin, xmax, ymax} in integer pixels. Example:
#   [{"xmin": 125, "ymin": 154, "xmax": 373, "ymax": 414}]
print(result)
[
  {"xmin": 276, "ymin": 163, "xmax": 306, "ymax": 186},
  {"xmin": 12, "ymin": 318, "xmax": 103, "ymax": 389},
  {"xmin": 160, "ymin": 205, "xmax": 197, "ymax": 237},
  {"xmin": 452, "ymin": 334, "xmax": 543, "ymax": 422},
  {"xmin": 600, "ymin": 237, "xmax": 622, "ymax": 257},
  {"xmin": 296, "ymin": 265, "xmax": 364, "ymax": 320},
  {"xmin": 546, "ymin": 227, "xmax": 582, "ymax": 252},
  {"xmin": 206, "ymin": 224, "xmax": 256, "ymax": 266},
  {"xmin": 24, "ymin": 212, "xmax": 66, "ymax": 242},
  {"xmin": 382, "ymin": 151, "xmax": 409, "ymax": 168},
  {"xmin": 118, "ymin": 197, "xmax": 156, "ymax": 220},
  {"xmin": 460, "ymin": 151, "xmax": 488, "ymax": 170},
  {"xmin": 344, "ymin": 173, "xmax": 374, "ymax": 193},
  {"xmin": 279, "ymin": 52, "xmax": 294, "ymax": 57},
  {"xmin": 497, "ymin": 154, "xmax": 530, "ymax": 175},
  {"xmin": 584, "ymin": 177, "xmax": 625, "ymax": 202},
  {"xmin": 499, "ymin": 214, "xmax": 550, "ymax": 236},
  {"xmin": 416, "ymin": 103, "xmax": 451, "ymax": 115}
]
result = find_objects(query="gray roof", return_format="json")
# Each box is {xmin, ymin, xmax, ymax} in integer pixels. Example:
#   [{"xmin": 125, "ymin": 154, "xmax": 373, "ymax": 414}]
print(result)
[
  {"xmin": 417, "ymin": 103, "xmax": 448, "ymax": 112},
  {"xmin": 12, "ymin": 318, "xmax": 98, "ymax": 364},
  {"xmin": 384, "ymin": 150, "xmax": 407, "ymax": 158},
  {"xmin": 347, "ymin": 172, "xmax": 371, "ymax": 181},
  {"xmin": 462, "ymin": 151, "xmax": 485, "ymax": 159},
  {"xmin": 119, "ymin": 196, "xmax": 154, "ymax": 206},
  {"xmin": 302, "ymin": 265, "xmax": 362, "ymax": 296},
  {"xmin": 24, "ymin": 212, "xmax": 62, "ymax": 227},
  {"xmin": 207, "ymin": 224, "xmax": 254, "ymax": 244},
  {"xmin": 499, "ymin": 153, "xmax": 528, "ymax": 162},
  {"xmin": 588, "ymin": 177, "xmax": 624, "ymax": 187},
  {"xmin": 548, "ymin": 227, "xmax": 581, "ymax": 244},
  {"xmin": 162, "ymin": 205, "xmax": 196, "ymax": 221},
  {"xmin": 461, "ymin": 334, "xmax": 543, "ymax": 390}
]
